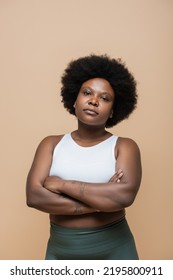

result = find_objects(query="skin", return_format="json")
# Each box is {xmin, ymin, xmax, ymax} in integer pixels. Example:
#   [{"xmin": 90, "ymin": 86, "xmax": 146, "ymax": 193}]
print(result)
[{"xmin": 26, "ymin": 78, "xmax": 142, "ymax": 228}]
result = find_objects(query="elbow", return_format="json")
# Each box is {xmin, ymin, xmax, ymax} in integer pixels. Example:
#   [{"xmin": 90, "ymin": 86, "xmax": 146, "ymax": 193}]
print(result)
[
  {"xmin": 26, "ymin": 183, "xmax": 43, "ymax": 209},
  {"xmin": 120, "ymin": 193, "xmax": 136, "ymax": 209},
  {"xmin": 119, "ymin": 181, "xmax": 140, "ymax": 209},
  {"xmin": 26, "ymin": 191, "xmax": 40, "ymax": 208},
  {"xmin": 26, "ymin": 196, "xmax": 36, "ymax": 208}
]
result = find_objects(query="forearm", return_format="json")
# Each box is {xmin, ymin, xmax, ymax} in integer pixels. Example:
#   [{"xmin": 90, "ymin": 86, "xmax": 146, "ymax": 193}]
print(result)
[
  {"xmin": 26, "ymin": 184, "xmax": 96, "ymax": 215},
  {"xmin": 45, "ymin": 178, "xmax": 135, "ymax": 212},
  {"xmin": 61, "ymin": 180, "xmax": 130, "ymax": 212},
  {"xmin": 43, "ymin": 157, "xmax": 140, "ymax": 212}
]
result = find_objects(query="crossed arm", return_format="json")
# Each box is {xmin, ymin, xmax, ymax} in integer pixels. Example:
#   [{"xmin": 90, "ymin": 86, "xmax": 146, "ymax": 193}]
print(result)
[{"xmin": 26, "ymin": 136, "xmax": 142, "ymax": 215}]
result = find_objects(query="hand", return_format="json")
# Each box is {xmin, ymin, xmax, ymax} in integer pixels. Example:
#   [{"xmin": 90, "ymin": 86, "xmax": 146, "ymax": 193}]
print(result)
[
  {"xmin": 109, "ymin": 169, "xmax": 124, "ymax": 183},
  {"xmin": 43, "ymin": 176, "xmax": 63, "ymax": 193}
]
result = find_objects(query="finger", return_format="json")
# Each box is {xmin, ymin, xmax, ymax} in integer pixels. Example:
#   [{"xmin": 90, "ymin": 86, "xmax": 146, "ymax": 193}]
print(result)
[
  {"xmin": 116, "ymin": 171, "xmax": 123, "ymax": 182},
  {"xmin": 116, "ymin": 169, "xmax": 123, "ymax": 175},
  {"xmin": 113, "ymin": 170, "xmax": 123, "ymax": 179},
  {"xmin": 109, "ymin": 170, "xmax": 123, "ymax": 182},
  {"xmin": 117, "ymin": 171, "xmax": 123, "ymax": 178}
]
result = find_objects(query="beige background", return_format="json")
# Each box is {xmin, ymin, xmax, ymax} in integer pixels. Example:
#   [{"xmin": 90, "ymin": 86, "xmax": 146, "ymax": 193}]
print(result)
[{"xmin": 0, "ymin": 0, "xmax": 172, "ymax": 260}]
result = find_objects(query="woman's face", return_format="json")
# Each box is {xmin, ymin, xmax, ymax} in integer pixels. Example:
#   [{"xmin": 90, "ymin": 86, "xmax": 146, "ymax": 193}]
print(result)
[{"xmin": 74, "ymin": 78, "xmax": 115, "ymax": 127}]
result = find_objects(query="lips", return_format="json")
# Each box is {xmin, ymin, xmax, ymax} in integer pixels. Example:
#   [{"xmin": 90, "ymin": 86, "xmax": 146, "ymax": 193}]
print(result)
[{"xmin": 83, "ymin": 108, "xmax": 99, "ymax": 116}]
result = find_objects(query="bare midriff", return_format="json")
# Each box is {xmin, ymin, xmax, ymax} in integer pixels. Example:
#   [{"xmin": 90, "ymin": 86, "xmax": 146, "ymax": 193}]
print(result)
[{"xmin": 50, "ymin": 209, "xmax": 125, "ymax": 228}]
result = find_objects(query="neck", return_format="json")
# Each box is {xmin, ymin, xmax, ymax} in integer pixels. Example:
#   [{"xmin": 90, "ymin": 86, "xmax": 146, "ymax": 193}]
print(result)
[{"xmin": 74, "ymin": 121, "xmax": 109, "ymax": 140}]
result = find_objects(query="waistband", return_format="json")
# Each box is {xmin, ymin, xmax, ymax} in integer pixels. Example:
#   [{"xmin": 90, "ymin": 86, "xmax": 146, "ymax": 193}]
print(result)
[{"xmin": 50, "ymin": 217, "xmax": 126, "ymax": 235}]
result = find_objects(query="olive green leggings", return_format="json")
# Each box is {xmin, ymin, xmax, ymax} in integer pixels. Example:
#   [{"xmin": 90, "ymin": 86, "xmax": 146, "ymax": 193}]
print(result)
[{"xmin": 45, "ymin": 218, "xmax": 139, "ymax": 260}]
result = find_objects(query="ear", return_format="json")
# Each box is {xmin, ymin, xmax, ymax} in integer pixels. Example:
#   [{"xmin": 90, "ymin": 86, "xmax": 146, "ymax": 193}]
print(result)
[
  {"xmin": 73, "ymin": 102, "xmax": 76, "ymax": 108},
  {"xmin": 109, "ymin": 110, "xmax": 113, "ymax": 118}
]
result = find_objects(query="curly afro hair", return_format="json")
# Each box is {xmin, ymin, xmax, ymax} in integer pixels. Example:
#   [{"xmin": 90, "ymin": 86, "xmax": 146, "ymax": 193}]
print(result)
[{"xmin": 61, "ymin": 54, "xmax": 137, "ymax": 128}]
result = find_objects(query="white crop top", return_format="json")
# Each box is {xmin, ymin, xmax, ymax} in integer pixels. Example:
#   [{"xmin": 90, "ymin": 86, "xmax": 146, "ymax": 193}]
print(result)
[{"xmin": 49, "ymin": 133, "xmax": 118, "ymax": 183}]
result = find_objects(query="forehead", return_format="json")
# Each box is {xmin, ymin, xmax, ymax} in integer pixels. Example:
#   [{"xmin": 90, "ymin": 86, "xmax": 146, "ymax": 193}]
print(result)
[{"xmin": 81, "ymin": 78, "xmax": 114, "ymax": 94}]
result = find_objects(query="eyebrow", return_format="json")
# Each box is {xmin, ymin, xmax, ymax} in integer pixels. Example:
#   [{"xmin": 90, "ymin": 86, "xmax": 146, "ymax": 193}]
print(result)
[{"xmin": 81, "ymin": 86, "xmax": 114, "ymax": 96}]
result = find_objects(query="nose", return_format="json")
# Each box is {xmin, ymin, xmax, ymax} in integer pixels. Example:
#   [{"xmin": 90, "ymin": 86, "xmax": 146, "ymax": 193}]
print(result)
[{"xmin": 88, "ymin": 97, "xmax": 99, "ymax": 107}]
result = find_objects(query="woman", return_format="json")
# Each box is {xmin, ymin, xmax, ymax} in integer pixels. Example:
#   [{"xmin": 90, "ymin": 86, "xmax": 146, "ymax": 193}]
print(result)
[{"xmin": 26, "ymin": 54, "xmax": 142, "ymax": 260}]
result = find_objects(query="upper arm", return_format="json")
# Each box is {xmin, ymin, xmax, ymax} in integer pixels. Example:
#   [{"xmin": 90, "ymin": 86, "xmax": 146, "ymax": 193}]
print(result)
[
  {"xmin": 26, "ymin": 135, "xmax": 64, "ymax": 197},
  {"xmin": 115, "ymin": 137, "xmax": 142, "ymax": 201},
  {"xmin": 26, "ymin": 136, "xmax": 55, "ymax": 188}
]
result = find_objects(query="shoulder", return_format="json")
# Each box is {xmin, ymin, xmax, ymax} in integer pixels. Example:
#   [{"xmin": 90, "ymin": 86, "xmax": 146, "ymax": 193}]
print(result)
[
  {"xmin": 36, "ymin": 135, "xmax": 65, "ymax": 154},
  {"xmin": 115, "ymin": 136, "xmax": 141, "ymax": 158},
  {"xmin": 117, "ymin": 137, "xmax": 140, "ymax": 149}
]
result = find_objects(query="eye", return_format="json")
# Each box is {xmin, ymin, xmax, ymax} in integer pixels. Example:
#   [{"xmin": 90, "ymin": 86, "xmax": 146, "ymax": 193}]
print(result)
[
  {"xmin": 100, "ymin": 95, "xmax": 109, "ymax": 102},
  {"xmin": 83, "ymin": 89, "xmax": 91, "ymax": 96}
]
